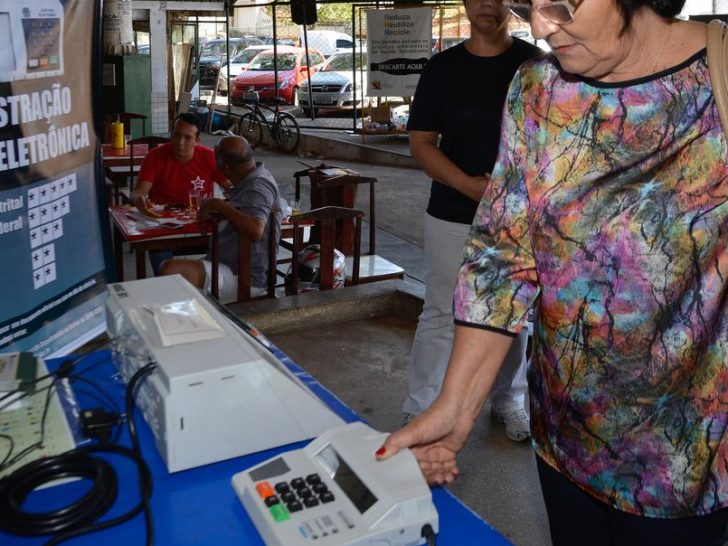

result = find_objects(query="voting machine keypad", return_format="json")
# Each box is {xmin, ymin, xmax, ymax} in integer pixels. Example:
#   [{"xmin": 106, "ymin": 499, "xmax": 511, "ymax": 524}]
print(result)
[{"xmin": 254, "ymin": 472, "xmax": 340, "ymax": 537}]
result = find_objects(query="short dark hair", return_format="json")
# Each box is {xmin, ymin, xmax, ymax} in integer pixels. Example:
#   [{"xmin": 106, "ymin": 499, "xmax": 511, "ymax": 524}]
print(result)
[
  {"xmin": 614, "ymin": 0, "xmax": 685, "ymax": 29},
  {"xmin": 174, "ymin": 113, "xmax": 202, "ymax": 136}
]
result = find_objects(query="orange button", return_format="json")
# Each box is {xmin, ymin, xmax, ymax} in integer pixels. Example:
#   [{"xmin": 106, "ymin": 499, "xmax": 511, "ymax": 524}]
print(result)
[{"xmin": 255, "ymin": 481, "xmax": 275, "ymax": 499}]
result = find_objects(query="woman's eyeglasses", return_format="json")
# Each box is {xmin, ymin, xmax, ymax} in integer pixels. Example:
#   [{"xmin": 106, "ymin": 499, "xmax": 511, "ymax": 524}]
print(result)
[{"xmin": 504, "ymin": 0, "xmax": 581, "ymax": 25}]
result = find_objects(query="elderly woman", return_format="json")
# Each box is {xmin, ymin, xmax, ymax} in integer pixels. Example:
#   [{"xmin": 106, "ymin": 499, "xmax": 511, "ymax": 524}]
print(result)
[{"xmin": 378, "ymin": 0, "xmax": 728, "ymax": 544}]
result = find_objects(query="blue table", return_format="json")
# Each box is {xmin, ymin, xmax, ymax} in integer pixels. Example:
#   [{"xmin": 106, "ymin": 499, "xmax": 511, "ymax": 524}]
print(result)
[{"xmin": 0, "ymin": 348, "xmax": 511, "ymax": 545}]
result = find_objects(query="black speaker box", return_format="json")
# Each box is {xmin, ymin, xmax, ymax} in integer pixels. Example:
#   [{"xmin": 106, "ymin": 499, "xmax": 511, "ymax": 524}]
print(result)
[{"xmin": 291, "ymin": 0, "xmax": 317, "ymax": 25}]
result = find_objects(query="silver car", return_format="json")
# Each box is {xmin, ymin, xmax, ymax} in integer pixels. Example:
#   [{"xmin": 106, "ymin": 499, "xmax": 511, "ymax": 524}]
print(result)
[{"xmin": 299, "ymin": 50, "xmax": 369, "ymax": 115}]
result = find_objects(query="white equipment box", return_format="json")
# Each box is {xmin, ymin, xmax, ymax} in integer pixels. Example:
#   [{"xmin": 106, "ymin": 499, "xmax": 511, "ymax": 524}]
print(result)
[
  {"xmin": 106, "ymin": 275, "xmax": 345, "ymax": 472},
  {"xmin": 232, "ymin": 421, "xmax": 439, "ymax": 546}
]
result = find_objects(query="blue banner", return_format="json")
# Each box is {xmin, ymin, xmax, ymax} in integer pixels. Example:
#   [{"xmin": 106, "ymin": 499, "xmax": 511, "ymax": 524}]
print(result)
[{"xmin": 0, "ymin": 0, "xmax": 107, "ymax": 357}]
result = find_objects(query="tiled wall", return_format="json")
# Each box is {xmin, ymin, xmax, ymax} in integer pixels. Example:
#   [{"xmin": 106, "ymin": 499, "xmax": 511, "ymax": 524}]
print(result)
[{"xmin": 151, "ymin": 92, "xmax": 168, "ymax": 135}]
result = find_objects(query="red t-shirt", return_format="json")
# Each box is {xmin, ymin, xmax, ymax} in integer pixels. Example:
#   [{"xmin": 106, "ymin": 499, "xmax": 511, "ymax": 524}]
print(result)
[{"xmin": 139, "ymin": 143, "xmax": 226, "ymax": 205}]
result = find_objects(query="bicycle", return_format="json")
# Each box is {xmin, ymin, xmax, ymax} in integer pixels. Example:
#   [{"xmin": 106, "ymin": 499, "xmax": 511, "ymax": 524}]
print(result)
[{"xmin": 236, "ymin": 88, "xmax": 301, "ymax": 153}]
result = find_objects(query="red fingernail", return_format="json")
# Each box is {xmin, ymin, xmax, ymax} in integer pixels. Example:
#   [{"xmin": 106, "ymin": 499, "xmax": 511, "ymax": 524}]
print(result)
[{"xmin": 375, "ymin": 447, "xmax": 386, "ymax": 457}]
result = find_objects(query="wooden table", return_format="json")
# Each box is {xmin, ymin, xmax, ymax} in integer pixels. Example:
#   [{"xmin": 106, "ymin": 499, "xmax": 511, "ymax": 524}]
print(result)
[
  {"xmin": 103, "ymin": 144, "xmax": 151, "ymax": 205},
  {"xmin": 109, "ymin": 205, "xmax": 211, "ymax": 281},
  {"xmin": 3, "ymin": 350, "xmax": 513, "ymax": 546},
  {"xmin": 102, "ymin": 143, "xmax": 150, "ymax": 167},
  {"xmin": 294, "ymin": 166, "xmax": 377, "ymax": 256},
  {"xmin": 110, "ymin": 207, "xmax": 313, "ymax": 283}
]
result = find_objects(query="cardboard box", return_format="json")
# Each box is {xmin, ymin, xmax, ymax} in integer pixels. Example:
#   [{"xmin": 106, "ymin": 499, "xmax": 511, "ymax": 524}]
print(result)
[{"xmin": 370, "ymin": 104, "xmax": 392, "ymax": 123}]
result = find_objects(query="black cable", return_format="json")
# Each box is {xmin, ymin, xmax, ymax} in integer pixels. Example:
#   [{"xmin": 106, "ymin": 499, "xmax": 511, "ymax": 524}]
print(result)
[
  {"xmin": 69, "ymin": 363, "xmax": 125, "ymax": 445},
  {"xmin": 69, "ymin": 374, "xmax": 123, "ymax": 417},
  {"xmin": 0, "ymin": 352, "xmax": 92, "ymax": 408},
  {"xmin": 0, "ymin": 450, "xmax": 118, "ymax": 536},
  {"xmin": 0, "ymin": 362, "xmax": 157, "ymax": 546},
  {"xmin": 0, "ymin": 371, "xmax": 54, "ymax": 406},
  {"xmin": 38, "ymin": 377, "xmax": 61, "ymax": 450},
  {"xmin": 0, "ymin": 434, "xmax": 14, "ymax": 468},
  {"xmin": 45, "ymin": 362, "xmax": 157, "ymax": 546},
  {"xmin": 73, "ymin": 354, "xmax": 112, "ymax": 378},
  {"xmin": 77, "ymin": 401, "xmax": 123, "ymax": 445},
  {"xmin": 73, "ymin": 387, "xmax": 121, "ymax": 418},
  {"xmin": 124, "ymin": 362, "xmax": 157, "ymax": 546},
  {"xmin": 422, "ymin": 523, "xmax": 437, "ymax": 546},
  {"xmin": 43, "ymin": 444, "xmax": 152, "ymax": 546},
  {"xmin": 0, "ymin": 353, "xmax": 114, "ymax": 471},
  {"xmin": 0, "ymin": 376, "xmax": 60, "ymax": 473}
]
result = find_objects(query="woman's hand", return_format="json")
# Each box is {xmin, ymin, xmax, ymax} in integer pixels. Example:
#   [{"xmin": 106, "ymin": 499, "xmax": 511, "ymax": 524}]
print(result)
[
  {"xmin": 376, "ymin": 398, "xmax": 475, "ymax": 485},
  {"xmin": 377, "ymin": 327, "xmax": 514, "ymax": 484}
]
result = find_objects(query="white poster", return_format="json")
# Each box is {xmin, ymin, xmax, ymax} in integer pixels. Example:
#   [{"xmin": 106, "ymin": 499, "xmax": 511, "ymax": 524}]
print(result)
[
  {"xmin": 0, "ymin": 0, "xmax": 107, "ymax": 357},
  {"xmin": 366, "ymin": 7, "xmax": 432, "ymax": 97}
]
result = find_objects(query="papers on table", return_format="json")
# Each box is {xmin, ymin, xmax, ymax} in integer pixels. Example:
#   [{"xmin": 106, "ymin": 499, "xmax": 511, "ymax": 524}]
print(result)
[
  {"xmin": 0, "ymin": 357, "xmax": 78, "ymax": 480},
  {"xmin": 125, "ymin": 210, "xmax": 193, "ymax": 229}
]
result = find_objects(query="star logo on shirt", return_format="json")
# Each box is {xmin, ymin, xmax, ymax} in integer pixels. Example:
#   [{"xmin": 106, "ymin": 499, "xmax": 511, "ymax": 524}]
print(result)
[{"xmin": 191, "ymin": 176, "xmax": 206, "ymax": 192}]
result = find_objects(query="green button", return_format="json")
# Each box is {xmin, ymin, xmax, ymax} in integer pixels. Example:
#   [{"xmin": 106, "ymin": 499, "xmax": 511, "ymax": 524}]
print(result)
[{"xmin": 269, "ymin": 504, "xmax": 289, "ymax": 522}]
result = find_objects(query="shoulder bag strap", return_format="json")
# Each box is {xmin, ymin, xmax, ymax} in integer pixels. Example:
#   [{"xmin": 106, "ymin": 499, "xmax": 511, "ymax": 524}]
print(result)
[{"xmin": 707, "ymin": 19, "xmax": 728, "ymax": 136}]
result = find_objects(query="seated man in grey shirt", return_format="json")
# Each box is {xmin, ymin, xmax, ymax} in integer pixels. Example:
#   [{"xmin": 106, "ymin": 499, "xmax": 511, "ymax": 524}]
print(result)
[{"xmin": 160, "ymin": 135, "xmax": 281, "ymax": 301}]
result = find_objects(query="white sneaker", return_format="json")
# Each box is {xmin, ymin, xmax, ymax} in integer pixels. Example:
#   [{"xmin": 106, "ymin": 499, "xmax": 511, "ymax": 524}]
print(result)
[{"xmin": 491, "ymin": 408, "xmax": 530, "ymax": 442}]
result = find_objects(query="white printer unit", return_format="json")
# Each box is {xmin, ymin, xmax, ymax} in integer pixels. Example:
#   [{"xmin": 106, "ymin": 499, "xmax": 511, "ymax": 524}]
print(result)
[{"xmin": 105, "ymin": 275, "xmax": 345, "ymax": 473}]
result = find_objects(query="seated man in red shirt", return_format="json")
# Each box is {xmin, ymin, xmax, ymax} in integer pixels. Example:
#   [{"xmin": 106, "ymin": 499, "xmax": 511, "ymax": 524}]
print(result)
[{"xmin": 130, "ymin": 112, "xmax": 229, "ymax": 274}]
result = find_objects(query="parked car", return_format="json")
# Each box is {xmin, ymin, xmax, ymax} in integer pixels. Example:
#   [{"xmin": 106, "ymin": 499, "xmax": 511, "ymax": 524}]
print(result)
[
  {"xmin": 298, "ymin": 50, "xmax": 369, "ymax": 115},
  {"xmin": 262, "ymin": 37, "xmax": 297, "ymax": 47},
  {"xmin": 230, "ymin": 46, "xmax": 324, "ymax": 106},
  {"xmin": 197, "ymin": 37, "xmax": 262, "ymax": 91},
  {"xmin": 218, "ymin": 45, "xmax": 271, "ymax": 94},
  {"xmin": 136, "ymin": 44, "xmax": 150, "ymax": 54},
  {"xmin": 300, "ymin": 30, "xmax": 354, "ymax": 57}
]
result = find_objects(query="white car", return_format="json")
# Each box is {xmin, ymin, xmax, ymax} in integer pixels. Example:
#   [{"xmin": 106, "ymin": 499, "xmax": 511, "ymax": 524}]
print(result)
[
  {"xmin": 218, "ymin": 45, "xmax": 272, "ymax": 94},
  {"xmin": 298, "ymin": 50, "xmax": 369, "ymax": 115}
]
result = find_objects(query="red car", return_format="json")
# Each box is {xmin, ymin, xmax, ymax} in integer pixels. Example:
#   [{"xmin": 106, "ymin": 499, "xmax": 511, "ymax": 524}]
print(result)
[{"xmin": 231, "ymin": 46, "xmax": 325, "ymax": 106}]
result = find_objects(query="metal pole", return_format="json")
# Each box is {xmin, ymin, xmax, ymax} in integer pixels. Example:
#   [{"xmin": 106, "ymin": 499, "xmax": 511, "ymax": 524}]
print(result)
[
  {"xmin": 225, "ymin": 0, "xmax": 232, "ymax": 125},
  {"xmin": 300, "ymin": 3, "xmax": 313, "ymax": 115},
  {"xmin": 195, "ymin": 12, "xmax": 200, "ymax": 94},
  {"xmin": 352, "ymin": 3, "xmax": 359, "ymax": 132},
  {"xmin": 273, "ymin": 1, "xmax": 279, "ymax": 101}
]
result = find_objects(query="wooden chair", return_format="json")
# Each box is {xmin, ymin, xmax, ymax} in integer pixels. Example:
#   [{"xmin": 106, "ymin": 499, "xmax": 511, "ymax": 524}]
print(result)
[
  {"xmin": 287, "ymin": 206, "xmax": 364, "ymax": 294},
  {"xmin": 292, "ymin": 166, "xmax": 404, "ymax": 285},
  {"xmin": 105, "ymin": 135, "xmax": 170, "ymax": 206},
  {"xmin": 209, "ymin": 213, "xmax": 279, "ymax": 303},
  {"xmin": 293, "ymin": 164, "xmax": 377, "ymax": 255}
]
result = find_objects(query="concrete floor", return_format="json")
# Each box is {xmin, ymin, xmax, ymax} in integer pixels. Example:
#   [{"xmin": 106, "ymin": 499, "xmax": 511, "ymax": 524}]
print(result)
[{"xmin": 118, "ymin": 132, "xmax": 553, "ymax": 545}]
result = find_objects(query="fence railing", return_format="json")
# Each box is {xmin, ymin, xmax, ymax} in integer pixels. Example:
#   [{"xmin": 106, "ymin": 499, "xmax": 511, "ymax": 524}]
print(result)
[{"xmin": 182, "ymin": 1, "xmax": 728, "ymax": 133}]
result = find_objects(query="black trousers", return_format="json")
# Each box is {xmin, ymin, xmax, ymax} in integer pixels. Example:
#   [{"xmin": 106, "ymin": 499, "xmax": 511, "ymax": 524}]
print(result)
[{"xmin": 536, "ymin": 456, "xmax": 728, "ymax": 546}]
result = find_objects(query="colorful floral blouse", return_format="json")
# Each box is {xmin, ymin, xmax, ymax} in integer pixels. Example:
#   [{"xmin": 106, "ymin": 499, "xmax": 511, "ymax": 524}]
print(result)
[{"xmin": 453, "ymin": 50, "xmax": 728, "ymax": 518}]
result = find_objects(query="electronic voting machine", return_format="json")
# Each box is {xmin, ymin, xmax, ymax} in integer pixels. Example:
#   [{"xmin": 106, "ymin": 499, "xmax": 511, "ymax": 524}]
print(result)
[
  {"xmin": 232, "ymin": 421, "xmax": 439, "ymax": 546},
  {"xmin": 106, "ymin": 275, "xmax": 345, "ymax": 472}
]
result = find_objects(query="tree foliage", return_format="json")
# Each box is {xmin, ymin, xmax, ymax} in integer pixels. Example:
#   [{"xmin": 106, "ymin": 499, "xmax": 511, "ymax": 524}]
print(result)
[{"xmin": 316, "ymin": 3, "xmax": 352, "ymax": 23}]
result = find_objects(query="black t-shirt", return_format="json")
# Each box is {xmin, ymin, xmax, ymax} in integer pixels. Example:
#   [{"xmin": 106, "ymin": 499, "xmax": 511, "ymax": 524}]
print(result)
[{"xmin": 407, "ymin": 39, "xmax": 542, "ymax": 224}]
